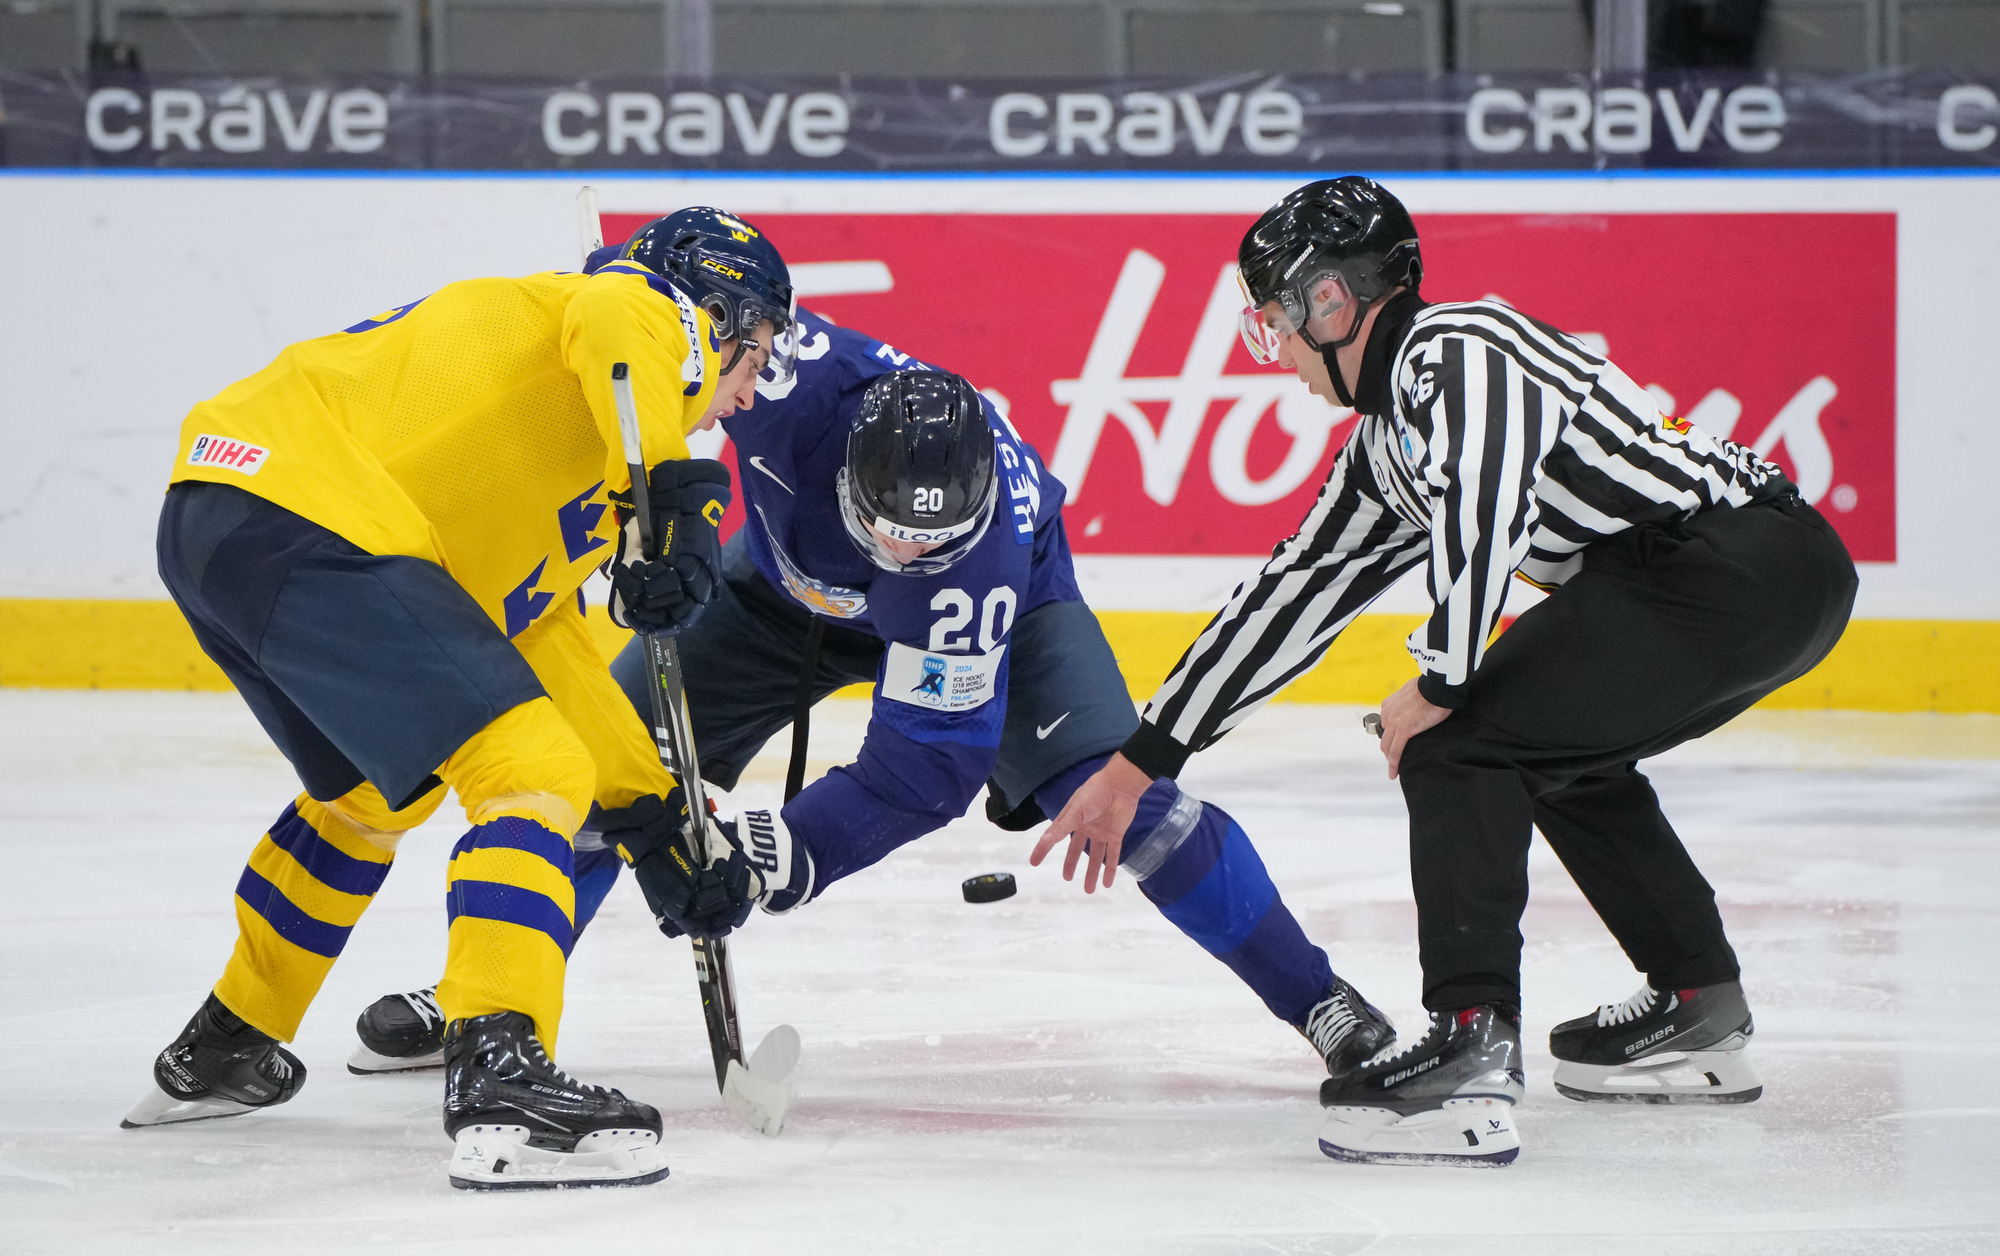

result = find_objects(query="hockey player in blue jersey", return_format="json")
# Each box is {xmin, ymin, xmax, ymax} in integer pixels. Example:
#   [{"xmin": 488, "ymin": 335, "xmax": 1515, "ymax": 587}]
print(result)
[{"xmin": 349, "ymin": 307, "xmax": 1395, "ymax": 1089}]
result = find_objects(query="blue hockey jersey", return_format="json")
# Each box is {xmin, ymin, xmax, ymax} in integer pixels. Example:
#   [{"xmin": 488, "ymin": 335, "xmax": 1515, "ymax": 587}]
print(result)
[{"xmin": 724, "ymin": 309, "xmax": 1078, "ymax": 889}]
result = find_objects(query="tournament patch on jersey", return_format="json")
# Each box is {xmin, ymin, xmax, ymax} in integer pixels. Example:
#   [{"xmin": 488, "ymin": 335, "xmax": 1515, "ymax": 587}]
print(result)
[
  {"xmin": 883, "ymin": 641, "xmax": 1005, "ymax": 713},
  {"xmin": 185, "ymin": 434, "xmax": 270, "ymax": 476}
]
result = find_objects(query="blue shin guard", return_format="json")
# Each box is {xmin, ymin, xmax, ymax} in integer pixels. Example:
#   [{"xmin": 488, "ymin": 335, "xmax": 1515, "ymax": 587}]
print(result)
[{"xmin": 1036, "ymin": 761, "xmax": 1335, "ymax": 1026}]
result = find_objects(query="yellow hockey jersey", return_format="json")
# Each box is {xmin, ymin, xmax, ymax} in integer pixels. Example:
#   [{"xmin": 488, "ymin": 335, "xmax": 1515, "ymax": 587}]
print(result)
[{"xmin": 169, "ymin": 260, "xmax": 719, "ymax": 638}]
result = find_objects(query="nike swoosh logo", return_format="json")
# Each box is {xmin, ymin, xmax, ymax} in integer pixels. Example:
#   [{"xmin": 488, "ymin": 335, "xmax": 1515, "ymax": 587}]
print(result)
[
  {"xmin": 1036, "ymin": 713, "xmax": 1070, "ymax": 739},
  {"xmin": 749, "ymin": 456, "xmax": 793, "ymax": 494}
]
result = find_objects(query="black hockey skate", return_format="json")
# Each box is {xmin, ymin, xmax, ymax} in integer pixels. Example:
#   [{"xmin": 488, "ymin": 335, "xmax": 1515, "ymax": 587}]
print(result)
[
  {"xmin": 1317, "ymin": 1005, "xmax": 1524, "ymax": 1166},
  {"xmin": 1550, "ymin": 981, "xmax": 1760, "ymax": 1104},
  {"xmin": 122, "ymin": 993, "xmax": 306, "ymax": 1128},
  {"xmin": 443, "ymin": 1011, "xmax": 668, "ymax": 1190},
  {"xmin": 348, "ymin": 986, "xmax": 446, "ymax": 1074},
  {"xmin": 1296, "ymin": 977, "xmax": 1396, "ymax": 1076}
]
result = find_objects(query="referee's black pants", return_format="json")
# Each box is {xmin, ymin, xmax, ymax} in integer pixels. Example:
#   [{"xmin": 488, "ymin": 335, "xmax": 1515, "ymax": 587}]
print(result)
[{"xmin": 1398, "ymin": 495, "xmax": 1857, "ymax": 1014}]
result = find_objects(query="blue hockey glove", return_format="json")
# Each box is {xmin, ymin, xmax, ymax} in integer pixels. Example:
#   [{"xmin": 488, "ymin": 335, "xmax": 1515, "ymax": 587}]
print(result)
[
  {"xmin": 599, "ymin": 789, "xmax": 756, "ymax": 941},
  {"xmin": 607, "ymin": 459, "xmax": 732, "ymax": 636}
]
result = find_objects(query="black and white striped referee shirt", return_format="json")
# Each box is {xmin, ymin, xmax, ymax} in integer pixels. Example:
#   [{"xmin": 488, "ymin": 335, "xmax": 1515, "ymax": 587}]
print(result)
[{"xmin": 1120, "ymin": 289, "xmax": 1792, "ymax": 779}]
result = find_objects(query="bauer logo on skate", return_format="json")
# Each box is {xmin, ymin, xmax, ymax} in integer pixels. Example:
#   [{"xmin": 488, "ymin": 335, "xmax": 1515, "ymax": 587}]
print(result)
[
  {"xmin": 186, "ymin": 434, "xmax": 269, "ymax": 475},
  {"xmin": 643, "ymin": 211, "xmax": 1895, "ymax": 563}
]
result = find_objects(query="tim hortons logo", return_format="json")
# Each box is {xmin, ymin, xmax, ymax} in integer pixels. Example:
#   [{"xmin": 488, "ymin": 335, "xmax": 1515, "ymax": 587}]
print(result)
[
  {"xmin": 1551, "ymin": 314, "xmax": 1844, "ymax": 507},
  {"xmin": 1045, "ymin": 251, "xmax": 1846, "ymax": 513},
  {"xmin": 1049, "ymin": 249, "xmax": 1346, "ymax": 510}
]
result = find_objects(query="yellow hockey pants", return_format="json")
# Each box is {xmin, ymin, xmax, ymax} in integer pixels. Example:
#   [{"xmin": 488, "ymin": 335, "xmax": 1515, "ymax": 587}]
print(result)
[{"xmin": 212, "ymin": 601, "xmax": 671, "ymax": 1054}]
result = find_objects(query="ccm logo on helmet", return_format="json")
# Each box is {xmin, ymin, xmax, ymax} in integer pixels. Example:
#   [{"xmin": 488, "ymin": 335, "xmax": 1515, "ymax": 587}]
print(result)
[{"xmin": 700, "ymin": 257, "xmax": 746, "ymax": 281}]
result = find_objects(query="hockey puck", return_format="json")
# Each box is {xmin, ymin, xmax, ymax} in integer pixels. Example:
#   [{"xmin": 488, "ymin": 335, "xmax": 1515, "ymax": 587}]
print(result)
[{"xmin": 961, "ymin": 872, "xmax": 1016, "ymax": 904}]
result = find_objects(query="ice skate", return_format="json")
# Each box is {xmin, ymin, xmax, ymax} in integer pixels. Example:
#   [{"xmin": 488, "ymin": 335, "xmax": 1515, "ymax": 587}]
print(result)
[
  {"xmin": 1550, "ymin": 981, "xmax": 1760, "ymax": 1104},
  {"xmin": 122, "ymin": 993, "xmax": 306, "ymax": 1128},
  {"xmin": 1296, "ymin": 976, "xmax": 1395, "ymax": 1076},
  {"xmin": 348, "ymin": 986, "xmax": 446, "ymax": 1074},
  {"xmin": 443, "ymin": 1011, "xmax": 668, "ymax": 1190},
  {"xmin": 1317, "ymin": 1005, "xmax": 1524, "ymax": 1166}
]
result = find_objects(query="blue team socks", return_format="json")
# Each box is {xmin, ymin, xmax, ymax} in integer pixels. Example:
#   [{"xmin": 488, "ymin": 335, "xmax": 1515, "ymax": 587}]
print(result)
[
  {"xmin": 1035, "ymin": 759, "xmax": 1336, "ymax": 1026},
  {"xmin": 570, "ymin": 844, "xmax": 625, "ymax": 942}
]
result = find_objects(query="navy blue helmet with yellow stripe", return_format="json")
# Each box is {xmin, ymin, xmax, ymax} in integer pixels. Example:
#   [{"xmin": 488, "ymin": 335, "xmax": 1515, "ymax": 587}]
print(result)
[{"xmin": 622, "ymin": 206, "xmax": 799, "ymax": 384}]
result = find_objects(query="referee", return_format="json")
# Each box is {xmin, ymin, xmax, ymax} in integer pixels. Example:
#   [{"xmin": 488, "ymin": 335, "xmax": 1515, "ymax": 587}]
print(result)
[{"xmin": 1035, "ymin": 177, "xmax": 1857, "ymax": 1164}]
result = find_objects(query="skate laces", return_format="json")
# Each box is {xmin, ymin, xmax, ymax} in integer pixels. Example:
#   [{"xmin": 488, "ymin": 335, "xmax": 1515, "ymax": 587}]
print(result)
[
  {"xmin": 522, "ymin": 1034, "xmax": 601, "ymax": 1096},
  {"xmin": 1596, "ymin": 985, "xmax": 1660, "ymax": 1027},
  {"xmin": 1301, "ymin": 990, "xmax": 1361, "ymax": 1058},
  {"xmin": 401, "ymin": 988, "xmax": 444, "ymax": 1030}
]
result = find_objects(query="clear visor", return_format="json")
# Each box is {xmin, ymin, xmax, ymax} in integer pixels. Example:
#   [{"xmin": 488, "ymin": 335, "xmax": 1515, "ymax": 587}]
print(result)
[
  {"xmin": 837, "ymin": 468, "xmax": 997, "ymax": 577},
  {"xmin": 704, "ymin": 292, "xmax": 800, "ymax": 387},
  {"xmin": 759, "ymin": 293, "xmax": 802, "ymax": 387},
  {"xmin": 1234, "ymin": 267, "xmax": 1353, "ymax": 365},
  {"xmin": 869, "ymin": 511, "xmax": 984, "ymax": 547}
]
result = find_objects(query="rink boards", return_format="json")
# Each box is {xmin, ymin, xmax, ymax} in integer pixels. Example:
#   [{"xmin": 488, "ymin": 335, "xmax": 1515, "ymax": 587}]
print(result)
[{"xmin": 1, "ymin": 170, "xmax": 1995, "ymax": 710}]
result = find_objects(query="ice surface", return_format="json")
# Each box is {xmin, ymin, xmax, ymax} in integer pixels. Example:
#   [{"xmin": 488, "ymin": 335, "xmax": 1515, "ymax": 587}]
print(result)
[{"xmin": 3, "ymin": 691, "xmax": 1997, "ymax": 1255}]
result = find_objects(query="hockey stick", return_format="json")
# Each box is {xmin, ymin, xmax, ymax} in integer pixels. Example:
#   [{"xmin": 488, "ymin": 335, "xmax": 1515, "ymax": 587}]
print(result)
[
  {"xmin": 610, "ymin": 363, "xmax": 799, "ymax": 1134},
  {"xmin": 588, "ymin": 191, "xmax": 797, "ymax": 1135}
]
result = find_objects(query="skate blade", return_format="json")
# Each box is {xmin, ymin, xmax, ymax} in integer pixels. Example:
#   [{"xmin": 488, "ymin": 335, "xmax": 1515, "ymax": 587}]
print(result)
[
  {"xmin": 1317, "ymin": 1097, "xmax": 1520, "ymax": 1166},
  {"xmin": 722, "ymin": 1023, "xmax": 801, "ymax": 1137},
  {"xmin": 347, "ymin": 1042, "xmax": 445, "ymax": 1075},
  {"xmin": 121, "ymin": 1084, "xmax": 259, "ymax": 1129},
  {"xmin": 1553, "ymin": 1049, "xmax": 1762, "ymax": 1104},
  {"xmin": 447, "ymin": 1124, "xmax": 669, "ymax": 1191}
]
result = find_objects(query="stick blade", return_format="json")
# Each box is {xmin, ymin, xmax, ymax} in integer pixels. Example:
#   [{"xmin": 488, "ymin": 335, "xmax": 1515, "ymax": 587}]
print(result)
[{"xmin": 721, "ymin": 1024, "xmax": 800, "ymax": 1137}]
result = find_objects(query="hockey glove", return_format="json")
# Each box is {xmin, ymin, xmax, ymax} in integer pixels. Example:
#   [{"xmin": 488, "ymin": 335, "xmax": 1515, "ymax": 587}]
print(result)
[
  {"xmin": 599, "ymin": 789, "xmax": 757, "ymax": 941},
  {"xmin": 607, "ymin": 459, "xmax": 732, "ymax": 636}
]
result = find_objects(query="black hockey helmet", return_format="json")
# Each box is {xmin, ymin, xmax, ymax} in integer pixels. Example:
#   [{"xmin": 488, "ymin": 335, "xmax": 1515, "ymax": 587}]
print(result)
[
  {"xmin": 622, "ymin": 206, "xmax": 800, "ymax": 384},
  {"xmin": 1236, "ymin": 177, "xmax": 1422, "ymax": 367},
  {"xmin": 838, "ymin": 370, "xmax": 998, "ymax": 577}
]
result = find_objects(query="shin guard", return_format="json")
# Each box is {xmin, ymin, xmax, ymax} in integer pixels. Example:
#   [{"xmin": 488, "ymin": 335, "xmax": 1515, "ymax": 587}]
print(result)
[
  {"xmin": 1121, "ymin": 780, "xmax": 1335, "ymax": 1026},
  {"xmin": 439, "ymin": 817, "xmax": 578, "ymax": 1054},
  {"xmin": 214, "ymin": 797, "xmax": 397, "ymax": 1042}
]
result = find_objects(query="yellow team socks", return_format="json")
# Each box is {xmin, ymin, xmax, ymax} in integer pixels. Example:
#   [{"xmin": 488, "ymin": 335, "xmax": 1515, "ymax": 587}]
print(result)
[
  {"xmin": 438, "ymin": 815, "xmax": 577, "ymax": 1052},
  {"xmin": 213, "ymin": 797, "xmax": 397, "ymax": 1041}
]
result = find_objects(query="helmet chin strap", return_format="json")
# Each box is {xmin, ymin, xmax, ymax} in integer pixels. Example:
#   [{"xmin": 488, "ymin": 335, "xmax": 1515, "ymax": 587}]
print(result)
[
  {"xmin": 1310, "ymin": 294, "xmax": 1373, "ymax": 410},
  {"xmin": 1321, "ymin": 343, "xmax": 1356, "ymax": 408}
]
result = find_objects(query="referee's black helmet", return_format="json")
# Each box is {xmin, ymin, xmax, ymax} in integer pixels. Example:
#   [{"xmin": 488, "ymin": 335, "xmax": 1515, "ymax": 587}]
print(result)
[{"xmin": 1236, "ymin": 177, "xmax": 1422, "ymax": 359}]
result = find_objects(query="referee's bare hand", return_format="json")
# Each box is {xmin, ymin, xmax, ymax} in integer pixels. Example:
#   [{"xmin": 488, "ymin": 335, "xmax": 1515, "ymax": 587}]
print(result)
[
  {"xmin": 1031, "ymin": 751, "xmax": 1150, "ymax": 893},
  {"xmin": 1379, "ymin": 677, "xmax": 1452, "ymax": 779}
]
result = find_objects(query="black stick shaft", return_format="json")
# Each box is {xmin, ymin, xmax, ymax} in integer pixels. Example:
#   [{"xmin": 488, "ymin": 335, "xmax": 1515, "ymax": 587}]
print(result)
[{"xmin": 612, "ymin": 361, "xmax": 744, "ymax": 1092}]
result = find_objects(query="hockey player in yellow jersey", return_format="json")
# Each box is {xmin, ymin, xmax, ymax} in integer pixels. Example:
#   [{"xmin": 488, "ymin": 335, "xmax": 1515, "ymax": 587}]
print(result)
[{"xmin": 123, "ymin": 207, "xmax": 800, "ymax": 1191}]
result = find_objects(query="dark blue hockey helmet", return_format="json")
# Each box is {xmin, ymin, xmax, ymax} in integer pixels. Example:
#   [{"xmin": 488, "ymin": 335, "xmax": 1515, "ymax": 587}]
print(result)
[
  {"xmin": 838, "ymin": 370, "xmax": 998, "ymax": 577},
  {"xmin": 622, "ymin": 206, "xmax": 800, "ymax": 385}
]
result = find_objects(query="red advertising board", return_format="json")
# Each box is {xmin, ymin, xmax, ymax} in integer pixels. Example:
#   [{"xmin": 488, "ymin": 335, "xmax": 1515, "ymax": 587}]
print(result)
[{"xmin": 607, "ymin": 211, "xmax": 1895, "ymax": 561}]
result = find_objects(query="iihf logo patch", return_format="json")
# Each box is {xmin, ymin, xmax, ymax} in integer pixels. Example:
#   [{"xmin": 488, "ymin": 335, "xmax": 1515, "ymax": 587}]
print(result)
[
  {"xmin": 186, "ymin": 434, "xmax": 270, "ymax": 476},
  {"xmin": 914, "ymin": 655, "xmax": 947, "ymax": 699}
]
